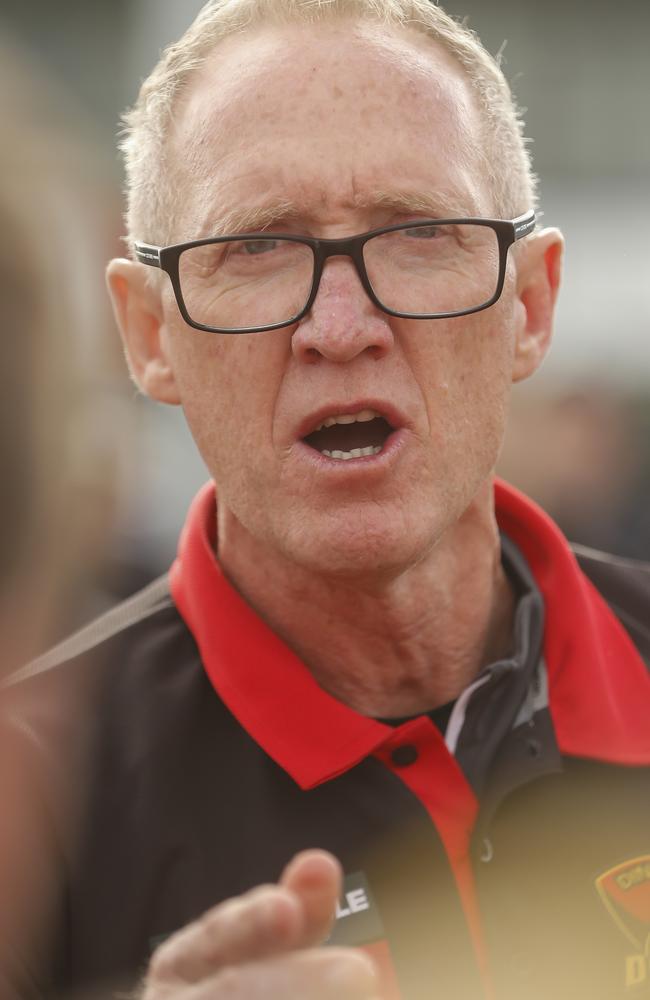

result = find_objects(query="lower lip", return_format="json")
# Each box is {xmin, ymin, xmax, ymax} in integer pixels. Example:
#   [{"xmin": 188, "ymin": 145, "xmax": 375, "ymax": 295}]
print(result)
[{"xmin": 294, "ymin": 428, "xmax": 408, "ymax": 475}]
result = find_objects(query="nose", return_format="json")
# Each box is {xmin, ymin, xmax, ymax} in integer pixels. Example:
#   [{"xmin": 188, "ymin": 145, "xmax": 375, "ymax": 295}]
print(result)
[{"xmin": 291, "ymin": 258, "xmax": 395, "ymax": 365}]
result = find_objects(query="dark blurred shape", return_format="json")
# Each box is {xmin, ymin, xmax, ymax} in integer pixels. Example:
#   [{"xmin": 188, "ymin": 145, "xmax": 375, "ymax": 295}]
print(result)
[
  {"xmin": 0, "ymin": 27, "xmax": 137, "ymax": 661},
  {"xmin": 0, "ymin": 30, "xmax": 125, "ymax": 999}
]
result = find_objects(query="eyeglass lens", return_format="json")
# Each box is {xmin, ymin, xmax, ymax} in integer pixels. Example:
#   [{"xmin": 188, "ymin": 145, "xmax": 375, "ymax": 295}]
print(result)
[
  {"xmin": 178, "ymin": 237, "xmax": 312, "ymax": 330},
  {"xmin": 177, "ymin": 224, "xmax": 501, "ymax": 331}
]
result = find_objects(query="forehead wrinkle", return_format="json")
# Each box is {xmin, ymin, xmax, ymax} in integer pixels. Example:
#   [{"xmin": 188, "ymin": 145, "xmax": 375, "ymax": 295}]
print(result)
[
  {"xmin": 175, "ymin": 169, "xmax": 484, "ymax": 243},
  {"xmin": 171, "ymin": 26, "xmax": 490, "ymax": 241},
  {"xmin": 196, "ymin": 183, "xmax": 482, "ymax": 240},
  {"xmin": 195, "ymin": 191, "xmax": 475, "ymax": 239}
]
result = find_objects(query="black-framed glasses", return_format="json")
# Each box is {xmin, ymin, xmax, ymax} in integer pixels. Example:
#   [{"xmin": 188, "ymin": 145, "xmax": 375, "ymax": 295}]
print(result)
[{"xmin": 134, "ymin": 210, "xmax": 535, "ymax": 335}]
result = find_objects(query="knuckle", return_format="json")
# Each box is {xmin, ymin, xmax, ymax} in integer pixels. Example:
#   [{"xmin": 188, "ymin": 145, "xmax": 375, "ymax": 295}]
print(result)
[
  {"xmin": 245, "ymin": 882, "xmax": 277, "ymax": 900},
  {"xmin": 192, "ymin": 896, "xmax": 249, "ymax": 952},
  {"xmin": 216, "ymin": 885, "xmax": 299, "ymax": 950},
  {"xmin": 251, "ymin": 887, "xmax": 300, "ymax": 945},
  {"xmin": 145, "ymin": 885, "xmax": 302, "ymax": 990},
  {"xmin": 147, "ymin": 916, "xmax": 207, "ymax": 982},
  {"xmin": 147, "ymin": 940, "xmax": 179, "ymax": 982},
  {"xmin": 196, "ymin": 907, "xmax": 224, "ymax": 944},
  {"xmin": 198, "ymin": 897, "xmax": 248, "ymax": 949}
]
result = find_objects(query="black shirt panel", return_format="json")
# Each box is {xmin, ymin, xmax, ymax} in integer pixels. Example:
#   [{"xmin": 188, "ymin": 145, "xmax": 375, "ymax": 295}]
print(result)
[
  {"xmin": 59, "ymin": 620, "xmax": 481, "ymax": 997},
  {"xmin": 427, "ymin": 699, "xmax": 456, "ymax": 735}
]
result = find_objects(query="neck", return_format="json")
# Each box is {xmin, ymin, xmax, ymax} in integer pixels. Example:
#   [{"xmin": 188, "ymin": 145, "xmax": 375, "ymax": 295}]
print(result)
[{"xmin": 216, "ymin": 482, "xmax": 515, "ymax": 718}]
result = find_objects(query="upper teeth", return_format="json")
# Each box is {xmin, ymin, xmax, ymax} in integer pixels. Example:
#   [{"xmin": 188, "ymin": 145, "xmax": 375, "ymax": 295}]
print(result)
[{"xmin": 315, "ymin": 408, "xmax": 380, "ymax": 432}]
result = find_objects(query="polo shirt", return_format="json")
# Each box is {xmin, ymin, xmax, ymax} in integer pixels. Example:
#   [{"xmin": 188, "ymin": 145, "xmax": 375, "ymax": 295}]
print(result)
[{"xmin": 2, "ymin": 478, "xmax": 649, "ymax": 999}]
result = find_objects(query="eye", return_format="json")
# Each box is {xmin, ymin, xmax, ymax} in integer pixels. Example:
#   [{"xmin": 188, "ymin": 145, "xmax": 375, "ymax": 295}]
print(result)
[
  {"xmin": 403, "ymin": 224, "xmax": 443, "ymax": 239},
  {"xmin": 241, "ymin": 239, "xmax": 279, "ymax": 255}
]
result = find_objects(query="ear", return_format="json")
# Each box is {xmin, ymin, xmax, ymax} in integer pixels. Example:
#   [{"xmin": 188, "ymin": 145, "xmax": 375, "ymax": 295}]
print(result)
[
  {"xmin": 106, "ymin": 258, "xmax": 181, "ymax": 405},
  {"xmin": 511, "ymin": 228, "xmax": 564, "ymax": 383}
]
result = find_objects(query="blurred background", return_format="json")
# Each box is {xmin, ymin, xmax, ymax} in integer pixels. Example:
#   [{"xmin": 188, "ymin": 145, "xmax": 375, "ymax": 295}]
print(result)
[{"xmin": 0, "ymin": 0, "xmax": 648, "ymax": 643}]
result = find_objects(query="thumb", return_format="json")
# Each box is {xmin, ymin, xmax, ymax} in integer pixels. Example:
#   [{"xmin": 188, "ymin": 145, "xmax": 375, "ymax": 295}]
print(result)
[{"xmin": 279, "ymin": 849, "xmax": 342, "ymax": 947}]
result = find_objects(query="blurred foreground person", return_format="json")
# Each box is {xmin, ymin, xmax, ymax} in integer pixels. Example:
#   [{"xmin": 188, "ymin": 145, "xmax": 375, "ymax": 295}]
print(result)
[
  {"xmin": 7, "ymin": 2, "xmax": 650, "ymax": 998},
  {"xmin": 0, "ymin": 37, "xmax": 120, "ymax": 1000}
]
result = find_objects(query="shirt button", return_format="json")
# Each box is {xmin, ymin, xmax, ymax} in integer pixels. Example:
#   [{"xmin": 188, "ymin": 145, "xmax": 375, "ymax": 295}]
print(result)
[{"xmin": 390, "ymin": 744, "xmax": 418, "ymax": 767}]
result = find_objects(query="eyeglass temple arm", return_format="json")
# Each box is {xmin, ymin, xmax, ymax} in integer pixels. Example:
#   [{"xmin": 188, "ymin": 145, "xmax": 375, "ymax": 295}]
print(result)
[
  {"xmin": 134, "ymin": 243, "xmax": 162, "ymax": 267},
  {"xmin": 512, "ymin": 209, "xmax": 536, "ymax": 241}
]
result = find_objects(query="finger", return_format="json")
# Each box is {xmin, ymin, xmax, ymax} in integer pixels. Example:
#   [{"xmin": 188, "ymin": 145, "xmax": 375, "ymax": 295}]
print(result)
[
  {"xmin": 279, "ymin": 849, "xmax": 342, "ymax": 946},
  {"xmin": 147, "ymin": 883, "xmax": 304, "ymax": 985},
  {"xmin": 183, "ymin": 947, "xmax": 379, "ymax": 1000}
]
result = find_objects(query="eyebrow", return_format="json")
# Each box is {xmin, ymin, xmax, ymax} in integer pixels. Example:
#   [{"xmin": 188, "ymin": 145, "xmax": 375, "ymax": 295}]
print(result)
[
  {"xmin": 356, "ymin": 189, "xmax": 477, "ymax": 220},
  {"xmin": 202, "ymin": 189, "xmax": 478, "ymax": 237},
  {"xmin": 204, "ymin": 199, "xmax": 301, "ymax": 237}
]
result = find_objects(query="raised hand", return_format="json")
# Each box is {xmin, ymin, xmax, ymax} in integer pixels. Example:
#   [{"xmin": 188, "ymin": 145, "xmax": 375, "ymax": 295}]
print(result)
[{"xmin": 141, "ymin": 849, "xmax": 380, "ymax": 999}]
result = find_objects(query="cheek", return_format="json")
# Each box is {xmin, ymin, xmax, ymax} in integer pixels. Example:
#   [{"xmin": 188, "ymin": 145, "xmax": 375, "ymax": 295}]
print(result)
[
  {"xmin": 454, "ymin": 314, "xmax": 516, "ymax": 463},
  {"xmin": 411, "ymin": 305, "xmax": 516, "ymax": 464},
  {"xmin": 166, "ymin": 326, "xmax": 284, "ymax": 477}
]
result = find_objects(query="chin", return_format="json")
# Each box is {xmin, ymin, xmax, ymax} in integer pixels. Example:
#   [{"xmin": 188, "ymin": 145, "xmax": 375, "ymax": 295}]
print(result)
[{"xmin": 279, "ymin": 504, "xmax": 442, "ymax": 584}]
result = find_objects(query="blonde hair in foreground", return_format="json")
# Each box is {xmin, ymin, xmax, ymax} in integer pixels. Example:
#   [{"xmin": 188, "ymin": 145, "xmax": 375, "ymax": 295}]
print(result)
[{"xmin": 121, "ymin": 0, "xmax": 537, "ymax": 248}]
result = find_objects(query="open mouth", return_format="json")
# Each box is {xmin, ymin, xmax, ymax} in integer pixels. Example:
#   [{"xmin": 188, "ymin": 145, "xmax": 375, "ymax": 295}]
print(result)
[{"xmin": 302, "ymin": 408, "xmax": 394, "ymax": 461}]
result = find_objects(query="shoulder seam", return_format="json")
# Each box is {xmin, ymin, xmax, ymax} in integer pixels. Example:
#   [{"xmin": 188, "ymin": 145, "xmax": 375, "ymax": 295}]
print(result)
[
  {"xmin": 572, "ymin": 542, "xmax": 650, "ymax": 574},
  {"xmin": 604, "ymin": 600, "xmax": 650, "ymax": 645},
  {"xmin": 2, "ymin": 574, "xmax": 175, "ymax": 689},
  {"xmin": 571, "ymin": 544, "xmax": 650, "ymax": 639}
]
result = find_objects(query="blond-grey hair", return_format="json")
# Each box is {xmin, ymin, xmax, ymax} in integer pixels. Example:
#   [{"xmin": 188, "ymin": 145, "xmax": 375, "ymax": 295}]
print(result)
[{"xmin": 121, "ymin": 0, "xmax": 537, "ymax": 248}]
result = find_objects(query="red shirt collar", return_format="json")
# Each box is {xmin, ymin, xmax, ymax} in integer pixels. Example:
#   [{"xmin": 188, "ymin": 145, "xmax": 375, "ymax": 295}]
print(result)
[
  {"xmin": 170, "ymin": 478, "xmax": 650, "ymax": 788},
  {"xmin": 169, "ymin": 482, "xmax": 391, "ymax": 788}
]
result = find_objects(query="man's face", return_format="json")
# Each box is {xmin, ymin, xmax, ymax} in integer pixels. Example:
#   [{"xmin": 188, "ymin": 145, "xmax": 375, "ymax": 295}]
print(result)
[{"xmin": 157, "ymin": 21, "xmax": 527, "ymax": 578}]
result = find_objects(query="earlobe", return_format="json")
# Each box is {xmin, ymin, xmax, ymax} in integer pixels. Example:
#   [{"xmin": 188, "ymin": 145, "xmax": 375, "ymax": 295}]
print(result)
[
  {"xmin": 106, "ymin": 259, "xmax": 182, "ymax": 405},
  {"xmin": 511, "ymin": 228, "xmax": 564, "ymax": 383}
]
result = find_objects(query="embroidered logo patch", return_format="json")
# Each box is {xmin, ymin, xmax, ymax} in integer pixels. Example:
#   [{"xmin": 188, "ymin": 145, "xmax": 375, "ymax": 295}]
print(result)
[{"xmin": 596, "ymin": 855, "xmax": 650, "ymax": 989}]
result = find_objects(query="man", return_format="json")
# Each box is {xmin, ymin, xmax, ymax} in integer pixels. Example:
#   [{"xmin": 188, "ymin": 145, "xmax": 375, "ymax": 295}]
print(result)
[{"xmin": 3, "ymin": 1, "xmax": 649, "ymax": 998}]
